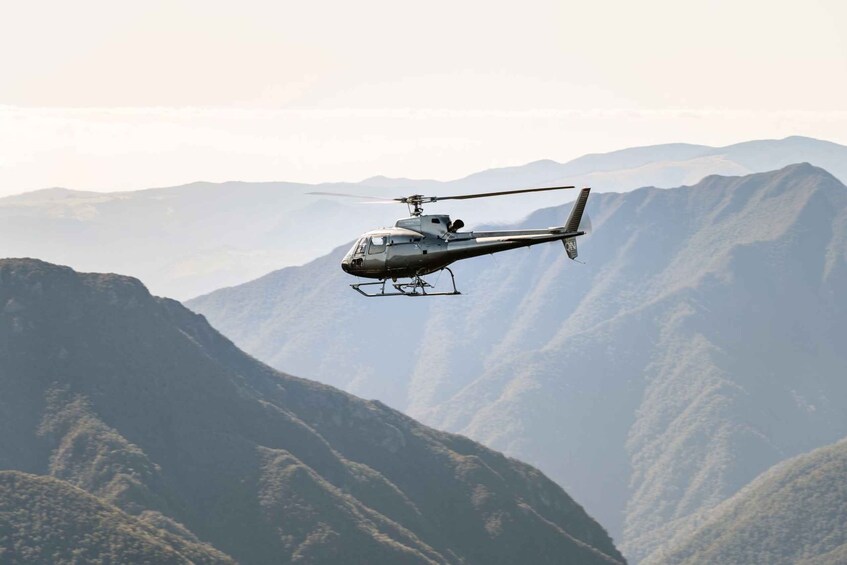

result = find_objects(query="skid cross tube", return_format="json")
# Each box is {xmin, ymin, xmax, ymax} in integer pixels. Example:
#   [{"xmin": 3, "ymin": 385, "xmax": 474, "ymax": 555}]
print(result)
[{"xmin": 351, "ymin": 268, "xmax": 461, "ymax": 297}]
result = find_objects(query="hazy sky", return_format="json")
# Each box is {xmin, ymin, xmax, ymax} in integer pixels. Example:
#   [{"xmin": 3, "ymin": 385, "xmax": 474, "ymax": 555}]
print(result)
[{"xmin": 1, "ymin": 0, "xmax": 846, "ymax": 195}]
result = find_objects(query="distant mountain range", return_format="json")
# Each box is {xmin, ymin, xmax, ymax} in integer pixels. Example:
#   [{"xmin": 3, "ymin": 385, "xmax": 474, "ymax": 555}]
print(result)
[
  {"xmin": 188, "ymin": 163, "xmax": 847, "ymax": 563},
  {"xmin": 644, "ymin": 437, "xmax": 847, "ymax": 565},
  {"xmin": 0, "ymin": 258, "xmax": 624, "ymax": 564},
  {"xmin": 2, "ymin": 136, "xmax": 845, "ymax": 299}
]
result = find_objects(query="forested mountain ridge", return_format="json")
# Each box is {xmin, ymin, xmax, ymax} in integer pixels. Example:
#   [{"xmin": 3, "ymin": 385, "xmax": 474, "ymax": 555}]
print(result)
[
  {"xmin": 0, "ymin": 258, "xmax": 624, "ymax": 564},
  {"xmin": 188, "ymin": 163, "xmax": 847, "ymax": 562},
  {"xmin": 644, "ymin": 437, "xmax": 847, "ymax": 565},
  {"xmin": 0, "ymin": 471, "xmax": 235, "ymax": 564}
]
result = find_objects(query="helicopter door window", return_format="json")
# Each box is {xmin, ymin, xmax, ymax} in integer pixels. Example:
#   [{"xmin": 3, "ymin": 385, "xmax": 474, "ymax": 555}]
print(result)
[{"xmin": 368, "ymin": 236, "xmax": 387, "ymax": 254}]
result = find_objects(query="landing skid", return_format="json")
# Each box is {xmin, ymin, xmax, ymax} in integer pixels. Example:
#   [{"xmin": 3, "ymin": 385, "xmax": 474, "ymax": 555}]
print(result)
[{"xmin": 351, "ymin": 268, "xmax": 461, "ymax": 297}]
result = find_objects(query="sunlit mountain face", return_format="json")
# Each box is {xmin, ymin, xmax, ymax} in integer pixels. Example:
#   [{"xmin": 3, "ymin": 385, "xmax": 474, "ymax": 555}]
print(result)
[{"xmin": 189, "ymin": 163, "xmax": 847, "ymax": 562}]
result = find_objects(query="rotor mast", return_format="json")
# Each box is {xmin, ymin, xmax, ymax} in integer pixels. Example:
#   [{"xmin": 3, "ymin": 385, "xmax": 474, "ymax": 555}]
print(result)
[{"xmin": 403, "ymin": 195, "xmax": 429, "ymax": 216}]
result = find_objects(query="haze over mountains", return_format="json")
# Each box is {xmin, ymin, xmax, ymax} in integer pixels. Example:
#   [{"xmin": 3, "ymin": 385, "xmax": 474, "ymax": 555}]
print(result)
[
  {"xmin": 0, "ymin": 258, "xmax": 624, "ymax": 564},
  {"xmin": 2, "ymin": 136, "xmax": 846, "ymax": 299},
  {"xmin": 189, "ymin": 163, "xmax": 847, "ymax": 563}
]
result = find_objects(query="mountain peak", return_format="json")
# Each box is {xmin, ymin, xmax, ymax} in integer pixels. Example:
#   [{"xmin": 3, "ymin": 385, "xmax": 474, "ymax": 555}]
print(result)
[
  {"xmin": 0, "ymin": 186, "xmax": 102, "ymax": 203},
  {"xmin": 691, "ymin": 161, "xmax": 841, "ymax": 190},
  {"xmin": 357, "ymin": 175, "xmax": 437, "ymax": 190},
  {"xmin": 1, "ymin": 258, "xmax": 152, "ymax": 312}
]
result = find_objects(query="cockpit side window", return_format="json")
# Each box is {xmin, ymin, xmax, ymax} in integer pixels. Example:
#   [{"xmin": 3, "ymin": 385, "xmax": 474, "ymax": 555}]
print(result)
[{"xmin": 368, "ymin": 235, "xmax": 387, "ymax": 254}]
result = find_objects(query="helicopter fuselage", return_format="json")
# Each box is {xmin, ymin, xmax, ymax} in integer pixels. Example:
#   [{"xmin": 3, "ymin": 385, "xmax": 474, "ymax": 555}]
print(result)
[{"xmin": 341, "ymin": 213, "xmax": 582, "ymax": 280}]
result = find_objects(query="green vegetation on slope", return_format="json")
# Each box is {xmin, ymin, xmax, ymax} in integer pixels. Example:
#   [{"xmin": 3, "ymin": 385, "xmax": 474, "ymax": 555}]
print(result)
[
  {"xmin": 646, "ymin": 438, "xmax": 847, "ymax": 565},
  {"xmin": 0, "ymin": 471, "xmax": 233, "ymax": 564}
]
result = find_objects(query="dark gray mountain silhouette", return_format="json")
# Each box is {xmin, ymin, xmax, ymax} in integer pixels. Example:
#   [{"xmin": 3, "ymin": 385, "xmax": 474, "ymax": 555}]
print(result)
[
  {"xmin": 188, "ymin": 163, "xmax": 847, "ymax": 562},
  {"xmin": 0, "ymin": 258, "xmax": 624, "ymax": 564}
]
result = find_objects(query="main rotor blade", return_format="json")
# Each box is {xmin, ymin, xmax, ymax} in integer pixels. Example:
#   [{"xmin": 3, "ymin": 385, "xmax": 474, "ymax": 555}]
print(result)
[
  {"xmin": 312, "ymin": 185, "xmax": 580, "ymax": 210},
  {"xmin": 433, "ymin": 185, "xmax": 577, "ymax": 201},
  {"xmin": 307, "ymin": 191, "xmax": 394, "ymax": 202}
]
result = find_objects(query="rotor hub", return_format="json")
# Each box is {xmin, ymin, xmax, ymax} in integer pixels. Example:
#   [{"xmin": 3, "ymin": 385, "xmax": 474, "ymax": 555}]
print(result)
[{"xmin": 401, "ymin": 194, "xmax": 433, "ymax": 216}]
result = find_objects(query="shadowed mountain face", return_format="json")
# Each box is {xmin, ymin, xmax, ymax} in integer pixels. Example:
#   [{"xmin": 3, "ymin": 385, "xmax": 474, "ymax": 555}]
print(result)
[
  {"xmin": 0, "ymin": 471, "xmax": 234, "ymax": 564},
  {"xmin": 188, "ymin": 163, "xmax": 847, "ymax": 562},
  {"xmin": 2, "ymin": 136, "xmax": 845, "ymax": 299},
  {"xmin": 644, "ymin": 438, "xmax": 847, "ymax": 565},
  {"xmin": 0, "ymin": 258, "xmax": 624, "ymax": 564}
]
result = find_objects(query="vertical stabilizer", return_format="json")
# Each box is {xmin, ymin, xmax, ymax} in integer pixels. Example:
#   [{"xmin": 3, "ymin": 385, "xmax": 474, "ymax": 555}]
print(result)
[
  {"xmin": 562, "ymin": 188, "xmax": 590, "ymax": 260},
  {"xmin": 565, "ymin": 188, "xmax": 591, "ymax": 233}
]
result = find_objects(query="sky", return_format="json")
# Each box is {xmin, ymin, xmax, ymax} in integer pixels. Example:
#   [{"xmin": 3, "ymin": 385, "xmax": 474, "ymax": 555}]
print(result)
[{"xmin": 1, "ymin": 0, "xmax": 846, "ymax": 196}]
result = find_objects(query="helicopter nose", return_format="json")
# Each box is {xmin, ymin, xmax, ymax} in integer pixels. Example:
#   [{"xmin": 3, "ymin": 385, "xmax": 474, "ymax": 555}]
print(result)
[{"xmin": 341, "ymin": 259, "xmax": 351, "ymax": 274}]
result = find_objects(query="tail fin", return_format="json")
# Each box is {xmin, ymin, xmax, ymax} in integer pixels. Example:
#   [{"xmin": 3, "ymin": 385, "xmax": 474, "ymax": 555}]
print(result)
[
  {"xmin": 562, "ymin": 187, "xmax": 591, "ymax": 260},
  {"xmin": 565, "ymin": 187, "xmax": 591, "ymax": 233}
]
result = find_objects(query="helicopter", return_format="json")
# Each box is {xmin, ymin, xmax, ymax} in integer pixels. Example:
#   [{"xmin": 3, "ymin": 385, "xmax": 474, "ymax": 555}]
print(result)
[{"xmin": 311, "ymin": 185, "xmax": 591, "ymax": 297}]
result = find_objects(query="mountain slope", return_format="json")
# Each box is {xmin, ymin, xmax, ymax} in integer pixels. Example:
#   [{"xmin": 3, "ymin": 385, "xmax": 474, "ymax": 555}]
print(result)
[
  {"xmin": 644, "ymin": 438, "xmax": 847, "ymax": 565},
  {"xmin": 188, "ymin": 163, "xmax": 847, "ymax": 562},
  {"xmin": 0, "ymin": 471, "xmax": 234, "ymax": 564},
  {"xmin": 0, "ymin": 258, "xmax": 624, "ymax": 564},
  {"xmin": 3, "ymin": 136, "xmax": 846, "ymax": 298}
]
